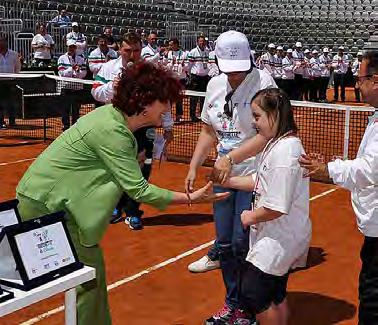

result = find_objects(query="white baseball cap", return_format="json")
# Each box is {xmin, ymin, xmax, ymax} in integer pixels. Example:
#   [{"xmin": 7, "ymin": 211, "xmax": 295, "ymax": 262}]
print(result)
[
  {"xmin": 268, "ymin": 43, "xmax": 276, "ymax": 49},
  {"xmin": 277, "ymin": 46, "xmax": 283, "ymax": 50},
  {"xmin": 357, "ymin": 51, "xmax": 363, "ymax": 56},
  {"xmin": 323, "ymin": 47, "xmax": 329, "ymax": 53},
  {"xmin": 295, "ymin": 41, "xmax": 302, "ymax": 48},
  {"xmin": 215, "ymin": 30, "xmax": 251, "ymax": 73},
  {"xmin": 72, "ymin": 22, "xmax": 79, "ymax": 27},
  {"xmin": 312, "ymin": 49, "xmax": 318, "ymax": 54},
  {"xmin": 287, "ymin": 48, "xmax": 293, "ymax": 53},
  {"xmin": 67, "ymin": 39, "xmax": 77, "ymax": 47},
  {"xmin": 338, "ymin": 46, "xmax": 345, "ymax": 50},
  {"xmin": 304, "ymin": 49, "xmax": 310, "ymax": 54}
]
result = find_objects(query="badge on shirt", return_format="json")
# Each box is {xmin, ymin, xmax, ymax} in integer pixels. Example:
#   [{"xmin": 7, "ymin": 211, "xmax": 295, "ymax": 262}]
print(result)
[{"xmin": 251, "ymin": 190, "xmax": 261, "ymax": 211}]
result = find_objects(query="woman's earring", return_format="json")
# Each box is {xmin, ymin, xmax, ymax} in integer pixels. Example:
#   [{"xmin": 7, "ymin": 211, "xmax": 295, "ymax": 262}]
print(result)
[{"xmin": 142, "ymin": 112, "xmax": 147, "ymax": 116}]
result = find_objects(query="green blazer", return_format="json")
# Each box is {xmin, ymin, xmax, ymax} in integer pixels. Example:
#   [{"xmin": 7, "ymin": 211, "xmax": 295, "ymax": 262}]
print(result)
[{"xmin": 17, "ymin": 104, "xmax": 173, "ymax": 247}]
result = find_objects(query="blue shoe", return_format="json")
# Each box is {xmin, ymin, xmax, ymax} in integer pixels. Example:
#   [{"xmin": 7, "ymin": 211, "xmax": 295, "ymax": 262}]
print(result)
[
  {"xmin": 110, "ymin": 208, "xmax": 124, "ymax": 224},
  {"xmin": 125, "ymin": 216, "xmax": 143, "ymax": 230}
]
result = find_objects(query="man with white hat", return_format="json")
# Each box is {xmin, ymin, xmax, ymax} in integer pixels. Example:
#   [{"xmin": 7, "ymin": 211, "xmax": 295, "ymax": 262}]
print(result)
[
  {"xmin": 259, "ymin": 43, "xmax": 275, "ymax": 75},
  {"xmin": 186, "ymin": 30, "xmax": 276, "ymax": 325},
  {"xmin": 281, "ymin": 48, "xmax": 296, "ymax": 98},
  {"xmin": 57, "ymin": 39, "xmax": 87, "ymax": 130},
  {"xmin": 302, "ymin": 49, "xmax": 313, "ymax": 101},
  {"xmin": 65, "ymin": 22, "xmax": 87, "ymax": 57},
  {"xmin": 273, "ymin": 45, "xmax": 284, "ymax": 88},
  {"xmin": 310, "ymin": 49, "xmax": 322, "ymax": 101},
  {"xmin": 352, "ymin": 51, "xmax": 364, "ymax": 102},
  {"xmin": 332, "ymin": 46, "xmax": 349, "ymax": 102},
  {"xmin": 318, "ymin": 47, "xmax": 333, "ymax": 102},
  {"xmin": 293, "ymin": 41, "xmax": 305, "ymax": 100}
]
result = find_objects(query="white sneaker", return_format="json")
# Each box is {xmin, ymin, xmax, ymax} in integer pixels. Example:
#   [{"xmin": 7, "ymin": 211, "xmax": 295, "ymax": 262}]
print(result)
[{"xmin": 188, "ymin": 255, "xmax": 220, "ymax": 273}]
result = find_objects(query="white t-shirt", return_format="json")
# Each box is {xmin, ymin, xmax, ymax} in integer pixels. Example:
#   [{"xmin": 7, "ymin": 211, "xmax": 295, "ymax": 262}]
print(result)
[
  {"xmin": 201, "ymin": 69, "xmax": 277, "ymax": 176},
  {"xmin": 247, "ymin": 136, "xmax": 312, "ymax": 276},
  {"xmin": 32, "ymin": 34, "xmax": 54, "ymax": 60}
]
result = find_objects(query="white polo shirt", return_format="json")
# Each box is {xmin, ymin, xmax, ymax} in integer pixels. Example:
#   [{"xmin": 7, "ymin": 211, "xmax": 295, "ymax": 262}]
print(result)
[
  {"xmin": 332, "ymin": 54, "xmax": 349, "ymax": 74},
  {"xmin": 247, "ymin": 136, "xmax": 312, "ymax": 276},
  {"xmin": 319, "ymin": 54, "xmax": 332, "ymax": 77},
  {"xmin": 201, "ymin": 69, "xmax": 276, "ymax": 176}
]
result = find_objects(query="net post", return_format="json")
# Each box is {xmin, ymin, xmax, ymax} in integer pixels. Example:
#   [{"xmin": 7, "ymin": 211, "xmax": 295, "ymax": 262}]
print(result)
[{"xmin": 343, "ymin": 106, "xmax": 351, "ymax": 160}]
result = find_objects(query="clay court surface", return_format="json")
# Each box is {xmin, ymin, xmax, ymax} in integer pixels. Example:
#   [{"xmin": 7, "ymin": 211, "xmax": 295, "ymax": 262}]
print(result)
[{"xmin": 0, "ymin": 140, "xmax": 363, "ymax": 325}]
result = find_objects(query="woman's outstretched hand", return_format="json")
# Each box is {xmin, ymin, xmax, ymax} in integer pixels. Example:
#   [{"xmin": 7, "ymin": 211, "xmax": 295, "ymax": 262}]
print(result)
[{"xmin": 190, "ymin": 181, "xmax": 230, "ymax": 204}]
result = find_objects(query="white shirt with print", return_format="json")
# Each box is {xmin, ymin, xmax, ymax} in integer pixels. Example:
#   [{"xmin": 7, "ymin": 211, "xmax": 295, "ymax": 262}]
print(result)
[
  {"xmin": 201, "ymin": 69, "xmax": 276, "ymax": 176},
  {"xmin": 247, "ymin": 136, "xmax": 312, "ymax": 276},
  {"xmin": 32, "ymin": 34, "xmax": 54, "ymax": 60}
]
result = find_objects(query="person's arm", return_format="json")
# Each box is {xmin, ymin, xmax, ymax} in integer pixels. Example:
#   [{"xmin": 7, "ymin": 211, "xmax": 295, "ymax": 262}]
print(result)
[
  {"xmin": 212, "ymin": 134, "xmax": 268, "ymax": 184},
  {"xmin": 241, "ymin": 207, "xmax": 283, "ymax": 228},
  {"xmin": 57, "ymin": 56, "xmax": 74, "ymax": 77},
  {"xmin": 88, "ymin": 52, "xmax": 103, "ymax": 75},
  {"xmin": 91, "ymin": 68, "xmax": 114, "ymax": 103},
  {"xmin": 185, "ymin": 123, "xmax": 217, "ymax": 192},
  {"xmin": 14, "ymin": 54, "xmax": 21, "ymax": 73},
  {"xmin": 299, "ymin": 125, "xmax": 377, "ymax": 190},
  {"xmin": 222, "ymin": 174, "xmax": 255, "ymax": 192},
  {"xmin": 77, "ymin": 61, "xmax": 87, "ymax": 79}
]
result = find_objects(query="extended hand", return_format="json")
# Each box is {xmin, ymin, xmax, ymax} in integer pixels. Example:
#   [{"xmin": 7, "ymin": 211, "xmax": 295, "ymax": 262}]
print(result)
[
  {"xmin": 185, "ymin": 169, "xmax": 196, "ymax": 193},
  {"xmin": 190, "ymin": 181, "xmax": 230, "ymax": 204},
  {"xmin": 241, "ymin": 210, "xmax": 255, "ymax": 229},
  {"xmin": 299, "ymin": 154, "xmax": 329, "ymax": 178}
]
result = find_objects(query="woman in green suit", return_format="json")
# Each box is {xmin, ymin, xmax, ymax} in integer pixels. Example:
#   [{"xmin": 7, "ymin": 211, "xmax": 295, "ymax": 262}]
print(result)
[{"xmin": 16, "ymin": 62, "xmax": 228, "ymax": 325}]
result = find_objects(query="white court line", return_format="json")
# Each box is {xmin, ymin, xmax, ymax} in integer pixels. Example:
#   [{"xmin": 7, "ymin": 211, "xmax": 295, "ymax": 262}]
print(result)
[
  {"xmin": 0, "ymin": 158, "xmax": 36, "ymax": 166},
  {"xmin": 21, "ymin": 187, "xmax": 338, "ymax": 324}
]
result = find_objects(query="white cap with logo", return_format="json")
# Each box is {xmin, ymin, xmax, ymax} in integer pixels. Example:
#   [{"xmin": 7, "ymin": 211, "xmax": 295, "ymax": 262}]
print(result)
[
  {"xmin": 304, "ymin": 49, "xmax": 310, "ymax": 54},
  {"xmin": 287, "ymin": 48, "xmax": 293, "ymax": 53},
  {"xmin": 268, "ymin": 43, "xmax": 276, "ymax": 49},
  {"xmin": 277, "ymin": 46, "xmax": 283, "ymax": 50},
  {"xmin": 295, "ymin": 41, "xmax": 302, "ymax": 48},
  {"xmin": 215, "ymin": 30, "xmax": 251, "ymax": 73},
  {"xmin": 67, "ymin": 39, "xmax": 77, "ymax": 47},
  {"xmin": 323, "ymin": 47, "xmax": 329, "ymax": 53},
  {"xmin": 72, "ymin": 22, "xmax": 79, "ymax": 27},
  {"xmin": 312, "ymin": 49, "xmax": 318, "ymax": 54}
]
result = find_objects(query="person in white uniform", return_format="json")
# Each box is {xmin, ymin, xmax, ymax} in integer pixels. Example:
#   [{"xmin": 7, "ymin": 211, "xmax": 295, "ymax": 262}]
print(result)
[
  {"xmin": 299, "ymin": 49, "xmax": 378, "ymax": 325},
  {"xmin": 281, "ymin": 48, "xmax": 296, "ymax": 99},
  {"xmin": 352, "ymin": 51, "xmax": 363, "ymax": 102},
  {"xmin": 332, "ymin": 46, "xmax": 349, "ymax": 102},
  {"xmin": 186, "ymin": 30, "xmax": 276, "ymax": 325},
  {"xmin": 318, "ymin": 47, "xmax": 332, "ymax": 102},
  {"xmin": 224, "ymin": 88, "xmax": 311, "ymax": 325}
]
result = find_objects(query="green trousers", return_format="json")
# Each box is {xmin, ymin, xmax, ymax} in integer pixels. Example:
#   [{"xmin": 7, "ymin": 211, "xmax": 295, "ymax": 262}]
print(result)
[{"xmin": 17, "ymin": 194, "xmax": 112, "ymax": 325}]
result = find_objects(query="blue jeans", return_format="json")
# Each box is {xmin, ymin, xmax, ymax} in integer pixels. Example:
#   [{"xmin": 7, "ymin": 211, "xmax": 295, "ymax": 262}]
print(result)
[{"xmin": 213, "ymin": 186, "xmax": 252, "ymax": 309}]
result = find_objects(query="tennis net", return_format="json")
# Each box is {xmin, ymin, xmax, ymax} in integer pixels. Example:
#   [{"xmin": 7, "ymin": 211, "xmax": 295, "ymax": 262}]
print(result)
[{"xmin": 0, "ymin": 74, "xmax": 374, "ymax": 167}]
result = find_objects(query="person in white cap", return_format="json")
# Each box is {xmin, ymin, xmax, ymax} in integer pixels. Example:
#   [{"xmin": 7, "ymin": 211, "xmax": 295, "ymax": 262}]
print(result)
[
  {"xmin": 292, "ymin": 41, "xmax": 305, "ymax": 100},
  {"xmin": 273, "ymin": 45, "xmax": 284, "ymax": 88},
  {"xmin": 302, "ymin": 49, "xmax": 312, "ymax": 101},
  {"xmin": 332, "ymin": 46, "xmax": 349, "ymax": 102},
  {"xmin": 65, "ymin": 22, "xmax": 87, "ymax": 57},
  {"xmin": 281, "ymin": 48, "xmax": 296, "ymax": 98},
  {"xmin": 57, "ymin": 39, "xmax": 87, "ymax": 130},
  {"xmin": 310, "ymin": 49, "xmax": 322, "ymax": 101},
  {"xmin": 318, "ymin": 47, "xmax": 333, "ymax": 102},
  {"xmin": 352, "ymin": 51, "xmax": 364, "ymax": 102},
  {"xmin": 259, "ymin": 43, "xmax": 276, "ymax": 75},
  {"xmin": 186, "ymin": 30, "xmax": 276, "ymax": 325}
]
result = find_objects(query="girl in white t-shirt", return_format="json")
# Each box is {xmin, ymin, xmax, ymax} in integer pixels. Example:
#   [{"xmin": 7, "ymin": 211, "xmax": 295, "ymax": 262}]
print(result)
[{"xmin": 224, "ymin": 88, "xmax": 312, "ymax": 324}]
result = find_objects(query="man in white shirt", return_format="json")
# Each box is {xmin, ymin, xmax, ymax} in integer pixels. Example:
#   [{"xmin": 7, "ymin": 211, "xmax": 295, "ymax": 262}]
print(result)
[
  {"xmin": 259, "ymin": 43, "xmax": 275, "ymax": 76},
  {"xmin": 281, "ymin": 48, "xmax": 295, "ymax": 99},
  {"xmin": 352, "ymin": 51, "xmax": 363, "ymax": 102},
  {"xmin": 187, "ymin": 35, "xmax": 210, "ymax": 122},
  {"xmin": 88, "ymin": 34, "xmax": 118, "ymax": 78},
  {"xmin": 31, "ymin": 24, "xmax": 54, "ymax": 66},
  {"xmin": 273, "ymin": 45, "xmax": 284, "ymax": 88},
  {"xmin": 310, "ymin": 49, "xmax": 322, "ymax": 102},
  {"xmin": 141, "ymin": 32, "xmax": 165, "ymax": 64},
  {"xmin": 319, "ymin": 47, "xmax": 332, "ymax": 102},
  {"xmin": 57, "ymin": 39, "xmax": 88, "ymax": 131},
  {"xmin": 51, "ymin": 9, "xmax": 71, "ymax": 26},
  {"xmin": 92, "ymin": 32, "xmax": 173, "ymax": 229},
  {"xmin": 65, "ymin": 22, "xmax": 87, "ymax": 57},
  {"xmin": 303, "ymin": 49, "xmax": 312, "ymax": 101},
  {"xmin": 165, "ymin": 38, "xmax": 188, "ymax": 122},
  {"xmin": 332, "ymin": 46, "xmax": 349, "ymax": 102},
  {"xmin": 300, "ymin": 49, "xmax": 377, "ymax": 325},
  {"xmin": 0, "ymin": 33, "xmax": 21, "ymax": 128},
  {"xmin": 292, "ymin": 41, "xmax": 305, "ymax": 100}
]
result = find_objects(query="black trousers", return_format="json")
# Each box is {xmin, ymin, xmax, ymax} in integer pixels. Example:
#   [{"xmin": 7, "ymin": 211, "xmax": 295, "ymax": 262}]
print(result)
[
  {"xmin": 359, "ymin": 236, "xmax": 378, "ymax": 324},
  {"xmin": 319, "ymin": 77, "xmax": 330, "ymax": 101},
  {"xmin": 274, "ymin": 78, "xmax": 282, "ymax": 89},
  {"xmin": 189, "ymin": 74, "xmax": 209, "ymax": 120},
  {"xmin": 294, "ymin": 74, "xmax": 304, "ymax": 100},
  {"xmin": 333, "ymin": 73, "xmax": 346, "ymax": 101},
  {"xmin": 116, "ymin": 127, "xmax": 155, "ymax": 217},
  {"xmin": 0, "ymin": 81, "xmax": 18, "ymax": 126},
  {"xmin": 281, "ymin": 79, "xmax": 295, "ymax": 99},
  {"xmin": 302, "ymin": 78, "xmax": 311, "ymax": 101},
  {"xmin": 353, "ymin": 76, "xmax": 361, "ymax": 102},
  {"xmin": 310, "ymin": 77, "xmax": 321, "ymax": 102}
]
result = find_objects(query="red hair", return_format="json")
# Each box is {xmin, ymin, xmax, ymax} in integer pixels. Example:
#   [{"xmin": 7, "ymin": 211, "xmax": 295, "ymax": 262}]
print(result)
[{"xmin": 112, "ymin": 62, "xmax": 183, "ymax": 116}]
